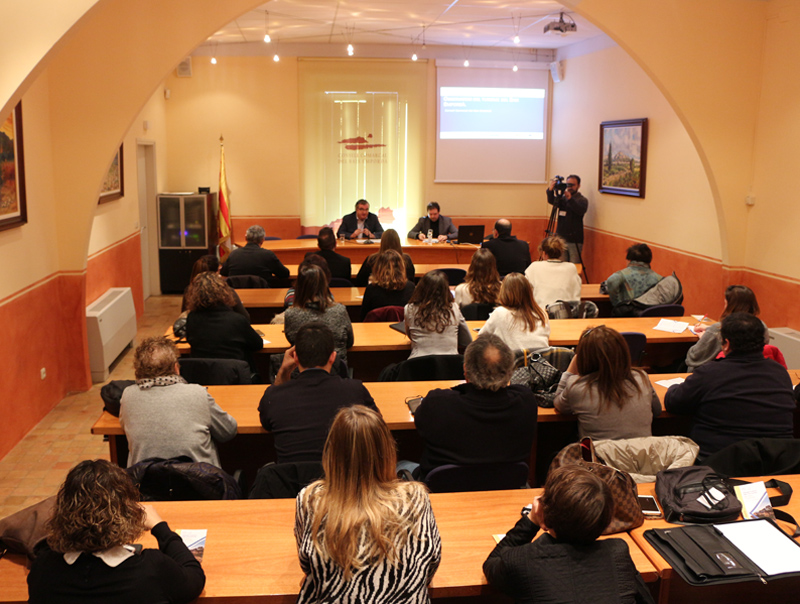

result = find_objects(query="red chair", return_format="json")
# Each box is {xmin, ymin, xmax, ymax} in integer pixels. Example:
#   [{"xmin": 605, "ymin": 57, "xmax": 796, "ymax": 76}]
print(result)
[{"xmin": 364, "ymin": 306, "xmax": 405, "ymax": 322}]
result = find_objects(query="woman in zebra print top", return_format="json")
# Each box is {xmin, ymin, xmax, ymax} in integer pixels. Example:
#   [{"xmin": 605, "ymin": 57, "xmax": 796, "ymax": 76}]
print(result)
[{"xmin": 295, "ymin": 406, "xmax": 441, "ymax": 603}]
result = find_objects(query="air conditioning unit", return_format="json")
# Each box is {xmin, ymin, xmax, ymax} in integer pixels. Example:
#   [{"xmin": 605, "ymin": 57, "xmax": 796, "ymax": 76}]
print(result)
[{"xmin": 86, "ymin": 287, "xmax": 137, "ymax": 382}]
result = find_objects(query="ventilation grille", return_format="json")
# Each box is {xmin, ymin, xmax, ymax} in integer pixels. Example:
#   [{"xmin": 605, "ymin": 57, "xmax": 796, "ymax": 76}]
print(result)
[{"xmin": 176, "ymin": 57, "xmax": 192, "ymax": 78}]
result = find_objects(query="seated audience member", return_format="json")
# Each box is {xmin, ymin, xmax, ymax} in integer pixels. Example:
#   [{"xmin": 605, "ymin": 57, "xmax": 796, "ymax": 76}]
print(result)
[
  {"xmin": 220, "ymin": 224, "xmax": 289, "ymax": 283},
  {"xmin": 295, "ymin": 406, "xmax": 440, "ymax": 603},
  {"xmin": 408, "ymin": 201, "xmax": 458, "ymax": 242},
  {"xmin": 181, "ymin": 254, "xmax": 249, "ymax": 320},
  {"xmin": 259, "ymin": 323, "xmax": 378, "ymax": 463},
  {"xmin": 665, "ymin": 312, "xmax": 795, "ymax": 461},
  {"xmin": 185, "ymin": 272, "xmax": 264, "ymax": 371},
  {"xmin": 454, "ymin": 248, "xmax": 501, "ymax": 308},
  {"xmin": 361, "ymin": 249, "xmax": 416, "ymax": 320},
  {"xmin": 336, "ymin": 198, "xmax": 384, "ymax": 240},
  {"xmin": 602, "ymin": 243, "xmax": 662, "ymax": 317},
  {"xmin": 404, "ymin": 270, "xmax": 472, "ymax": 359},
  {"xmin": 120, "ymin": 337, "xmax": 237, "ymax": 467},
  {"xmin": 284, "ymin": 254, "xmax": 332, "ymax": 308},
  {"xmin": 355, "ymin": 229, "xmax": 415, "ymax": 286},
  {"xmin": 686, "ymin": 285, "xmax": 767, "ymax": 372},
  {"xmin": 481, "ymin": 219, "xmax": 532, "ymax": 276},
  {"xmin": 285, "ymin": 264, "xmax": 353, "ymax": 364},
  {"xmin": 413, "ymin": 335, "xmax": 538, "ymax": 479},
  {"xmin": 553, "ymin": 326, "xmax": 660, "ymax": 440},
  {"xmin": 481, "ymin": 273, "xmax": 550, "ymax": 352},
  {"xmin": 27, "ymin": 460, "xmax": 205, "ymax": 604},
  {"xmin": 524, "ymin": 236, "xmax": 582, "ymax": 309},
  {"xmin": 483, "ymin": 465, "xmax": 654, "ymax": 604},
  {"xmin": 306, "ymin": 227, "xmax": 351, "ymax": 281}
]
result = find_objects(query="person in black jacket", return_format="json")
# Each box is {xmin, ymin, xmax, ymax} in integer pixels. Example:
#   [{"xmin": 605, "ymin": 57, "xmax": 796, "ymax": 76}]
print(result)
[
  {"xmin": 28, "ymin": 459, "xmax": 205, "ymax": 604},
  {"xmin": 221, "ymin": 224, "xmax": 289, "ymax": 284},
  {"xmin": 546, "ymin": 174, "xmax": 588, "ymax": 264},
  {"xmin": 483, "ymin": 465, "xmax": 654, "ymax": 604},
  {"xmin": 336, "ymin": 199, "xmax": 384, "ymax": 240},
  {"xmin": 481, "ymin": 219, "xmax": 532, "ymax": 276},
  {"xmin": 306, "ymin": 227, "xmax": 351, "ymax": 282},
  {"xmin": 360, "ymin": 249, "xmax": 415, "ymax": 320}
]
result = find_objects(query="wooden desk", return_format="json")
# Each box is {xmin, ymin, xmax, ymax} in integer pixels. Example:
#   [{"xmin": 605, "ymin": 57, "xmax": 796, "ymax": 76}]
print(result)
[
  {"xmin": 0, "ymin": 490, "xmax": 656, "ymax": 603},
  {"xmin": 281, "ymin": 263, "xmax": 471, "ymax": 279}
]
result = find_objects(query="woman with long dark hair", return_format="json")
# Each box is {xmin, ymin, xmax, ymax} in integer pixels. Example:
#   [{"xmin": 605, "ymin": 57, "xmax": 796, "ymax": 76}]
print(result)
[
  {"xmin": 295, "ymin": 406, "xmax": 441, "ymax": 603},
  {"xmin": 554, "ymin": 325, "xmax": 661, "ymax": 439},
  {"xmin": 355, "ymin": 228, "xmax": 415, "ymax": 286},
  {"xmin": 480, "ymin": 273, "xmax": 550, "ymax": 351},
  {"xmin": 360, "ymin": 249, "xmax": 416, "ymax": 319},
  {"xmin": 28, "ymin": 459, "xmax": 205, "ymax": 603},
  {"xmin": 454, "ymin": 248, "xmax": 502, "ymax": 307},
  {"xmin": 405, "ymin": 270, "xmax": 472, "ymax": 358}
]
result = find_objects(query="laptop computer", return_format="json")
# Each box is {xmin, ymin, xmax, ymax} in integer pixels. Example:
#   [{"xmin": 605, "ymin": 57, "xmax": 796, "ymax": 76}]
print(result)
[{"xmin": 456, "ymin": 225, "xmax": 485, "ymax": 244}]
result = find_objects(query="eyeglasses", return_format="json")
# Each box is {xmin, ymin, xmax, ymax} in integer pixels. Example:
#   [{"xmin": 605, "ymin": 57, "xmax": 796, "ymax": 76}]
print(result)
[{"xmin": 579, "ymin": 325, "xmax": 604, "ymax": 341}]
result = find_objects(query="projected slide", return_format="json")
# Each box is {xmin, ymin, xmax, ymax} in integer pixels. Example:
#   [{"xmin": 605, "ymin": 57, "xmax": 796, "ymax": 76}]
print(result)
[{"xmin": 439, "ymin": 87, "xmax": 545, "ymax": 140}]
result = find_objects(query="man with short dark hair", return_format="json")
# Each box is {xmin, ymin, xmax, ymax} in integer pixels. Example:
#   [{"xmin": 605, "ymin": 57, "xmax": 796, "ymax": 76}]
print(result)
[
  {"xmin": 408, "ymin": 201, "xmax": 458, "ymax": 242},
  {"xmin": 546, "ymin": 174, "xmax": 588, "ymax": 264},
  {"xmin": 336, "ymin": 199, "xmax": 384, "ymax": 240},
  {"xmin": 221, "ymin": 224, "xmax": 290, "ymax": 283},
  {"xmin": 305, "ymin": 226, "xmax": 351, "ymax": 281},
  {"xmin": 665, "ymin": 312, "xmax": 795, "ymax": 461},
  {"xmin": 413, "ymin": 334, "xmax": 538, "ymax": 479},
  {"xmin": 258, "ymin": 322, "xmax": 378, "ymax": 463},
  {"xmin": 601, "ymin": 243, "xmax": 662, "ymax": 316},
  {"xmin": 481, "ymin": 219, "xmax": 532, "ymax": 276}
]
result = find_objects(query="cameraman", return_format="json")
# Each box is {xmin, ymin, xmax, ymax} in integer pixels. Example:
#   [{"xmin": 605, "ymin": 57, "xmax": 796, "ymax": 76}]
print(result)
[{"xmin": 546, "ymin": 174, "xmax": 588, "ymax": 264}]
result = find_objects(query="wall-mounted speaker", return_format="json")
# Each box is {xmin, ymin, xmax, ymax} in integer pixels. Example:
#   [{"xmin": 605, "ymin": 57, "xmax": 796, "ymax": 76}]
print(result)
[{"xmin": 549, "ymin": 60, "xmax": 564, "ymax": 83}]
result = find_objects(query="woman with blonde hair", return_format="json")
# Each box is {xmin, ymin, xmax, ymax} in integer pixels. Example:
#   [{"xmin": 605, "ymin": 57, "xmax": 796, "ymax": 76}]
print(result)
[
  {"xmin": 481, "ymin": 273, "xmax": 550, "ymax": 351},
  {"xmin": 27, "ymin": 459, "xmax": 205, "ymax": 603},
  {"xmin": 454, "ymin": 248, "xmax": 502, "ymax": 307},
  {"xmin": 361, "ymin": 249, "xmax": 416, "ymax": 319},
  {"xmin": 405, "ymin": 270, "xmax": 472, "ymax": 358},
  {"xmin": 295, "ymin": 406, "xmax": 441, "ymax": 603},
  {"xmin": 554, "ymin": 325, "xmax": 660, "ymax": 440},
  {"xmin": 524, "ymin": 236, "xmax": 582, "ymax": 309},
  {"xmin": 355, "ymin": 228, "xmax": 415, "ymax": 286}
]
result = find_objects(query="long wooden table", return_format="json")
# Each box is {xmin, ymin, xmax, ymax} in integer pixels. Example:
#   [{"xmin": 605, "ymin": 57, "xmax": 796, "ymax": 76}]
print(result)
[
  {"xmin": 0, "ymin": 489, "xmax": 656, "ymax": 603},
  {"xmin": 282, "ymin": 263, "xmax": 472, "ymax": 279}
]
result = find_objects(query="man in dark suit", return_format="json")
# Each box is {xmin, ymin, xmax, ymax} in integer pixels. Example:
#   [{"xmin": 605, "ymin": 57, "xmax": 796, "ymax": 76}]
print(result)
[
  {"xmin": 305, "ymin": 227, "xmax": 351, "ymax": 282},
  {"xmin": 258, "ymin": 322, "xmax": 379, "ymax": 463},
  {"xmin": 481, "ymin": 219, "xmax": 532, "ymax": 276},
  {"xmin": 220, "ymin": 224, "xmax": 289, "ymax": 284},
  {"xmin": 336, "ymin": 199, "xmax": 384, "ymax": 240},
  {"xmin": 408, "ymin": 201, "xmax": 458, "ymax": 241}
]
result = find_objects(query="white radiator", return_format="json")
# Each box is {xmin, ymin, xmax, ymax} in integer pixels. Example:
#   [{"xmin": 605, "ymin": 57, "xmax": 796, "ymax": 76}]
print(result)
[
  {"xmin": 768, "ymin": 327, "xmax": 800, "ymax": 369},
  {"xmin": 86, "ymin": 287, "xmax": 137, "ymax": 383}
]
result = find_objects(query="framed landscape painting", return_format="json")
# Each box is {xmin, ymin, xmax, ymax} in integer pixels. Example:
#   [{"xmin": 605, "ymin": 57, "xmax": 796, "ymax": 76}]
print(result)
[
  {"xmin": 0, "ymin": 102, "xmax": 27, "ymax": 231},
  {"xmin": 98, "ymin": 144, "xmax": 124, "ymax": 204},
  {"xmin": 599, "ymin": 118, "xmax": 648, "ymax": 198}
]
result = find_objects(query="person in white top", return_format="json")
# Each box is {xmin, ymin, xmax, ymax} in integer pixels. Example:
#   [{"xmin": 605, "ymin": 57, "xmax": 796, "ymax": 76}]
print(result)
[
  {"xmin": 454, "ymin": 248, "xmax": 502, "ymax": 308},
  {"xmin": 524, "ymin": 236, "xmax": 581, "ymax": 310},
  {"xmin": 481, "ymin": 273, "xmax": 550, "ymax": 352}
]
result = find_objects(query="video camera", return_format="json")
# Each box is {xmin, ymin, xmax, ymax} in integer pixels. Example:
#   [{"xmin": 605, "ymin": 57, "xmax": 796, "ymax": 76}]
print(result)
[{"xmin": 552, "ymin": 175, "xmax": 568, "ymax": 197}]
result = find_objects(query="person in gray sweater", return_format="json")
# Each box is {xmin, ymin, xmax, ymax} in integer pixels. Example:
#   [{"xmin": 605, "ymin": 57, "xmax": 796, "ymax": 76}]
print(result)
[{"xmin": 120, "ymin": 337, "xmax": 237, "ymax": 468}]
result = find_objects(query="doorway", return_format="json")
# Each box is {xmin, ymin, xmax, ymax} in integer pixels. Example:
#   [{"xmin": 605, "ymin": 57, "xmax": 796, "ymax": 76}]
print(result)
[{"xmin": 136, "ymin": 141, "xmax": 159, "ymax": 297}]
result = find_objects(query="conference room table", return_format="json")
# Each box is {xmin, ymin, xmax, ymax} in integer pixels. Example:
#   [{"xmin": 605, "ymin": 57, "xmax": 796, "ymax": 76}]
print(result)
[
  {"xmin": 0, "ymin": 489, "xmax": 657, "ymax": 603},
  {"xmin": 283, "ymin": 263, "xmax": 471, "ymax": 279}
]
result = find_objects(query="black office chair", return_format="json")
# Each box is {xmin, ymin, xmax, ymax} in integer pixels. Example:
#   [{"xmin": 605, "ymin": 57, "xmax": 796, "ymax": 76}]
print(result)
[
  {"xmin": 460, "ymin": 302, "xmax": 497, "ymax": 320},
  {"xmin": 638, "ymin": 304, "xmax": 685, "ymax": 317},
  {"xmin": 424, "ymin": 462, "xmax": 529, "ymax": 493},
  {"xmin": 248, "ymin": 461, "xmax": 324, "ymax": 499},
  {"xmin": 329, "ymin": 277, "xmax": 353, "ymax": 288},
  {"xmin": 440, "ymin": 268, "xmax": 467, "ymax": 286},
  {"xmin": 225, "ymin": 274, "xmax": 270, "ymax": 289},
  {"xmin": 395, "ymin": 354, "xmax": 465, "ymax": 381},
  {"xmin": 127, "ymin": 456, "xmax": 242, "ymax": 501},
  {"xmin": 620, "ymin": 332, "xmax": 647, "ymax": 365},
  {"xmin": 296, "ymin": 234, "xmax": 318, "ymax": 239},
  {"xmin": 704, "ymin": 439, "xmax": 800, "ymax": 477},
  {"xmin": 263, "ymin": 236, "xmax": 281, "ymax": 241},
  {"xmin": 178, "ymin": 358, "xmax": 253, "ymax": 385}
]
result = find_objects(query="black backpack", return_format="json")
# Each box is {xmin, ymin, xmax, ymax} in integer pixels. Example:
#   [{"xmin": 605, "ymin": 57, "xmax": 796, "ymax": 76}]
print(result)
[{"xmin": 655, "ymin": 466, "xmax": 741, "ymax": 524}]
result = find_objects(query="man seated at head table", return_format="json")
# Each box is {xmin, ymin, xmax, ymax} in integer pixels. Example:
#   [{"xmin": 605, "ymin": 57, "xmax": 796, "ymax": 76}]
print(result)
[
  {"xmin": 336, "ymin": 199, "xmax": 384, "ymax": 240},
  {"xmin": 664, "ymin": 312, "xmax": 796, "ymax": 462},
  {"xmin": 406, "ymin": 334, "xmax": 538, "ymax": 480},
  {"xmin": 258, "ymin": 322, "xmax": 379, "ymax": 463},
  {"xmin": 481, "ymin": 219, "xmax": 532, "ymax": 276},
  {"xmin": 600, "ymin": 242, "xmax": 662, "ymax": 317},
  {"xmin": 408, "ymin": 201, "xmax": 458, "ymax": 242},
  {"xmin": 306, "ymin": 226, "xmax": 351, "ymax": 281},
  {"xmin": 220, "ymin": 224, "xmax": 290, "ymax": 283}
]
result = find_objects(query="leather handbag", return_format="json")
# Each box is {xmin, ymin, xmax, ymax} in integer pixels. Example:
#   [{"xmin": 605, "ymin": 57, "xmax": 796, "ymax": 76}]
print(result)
[
  {"xmin": 510, "ymin": 349, "xmax": 561, "ymax": 408},
  {"xmin": 0, "ymin": 496, "xmax": 55, "ymax": 560},
  {"xmin": 549, "ymin": 438, "xmax": 644, "ymax": 534}
]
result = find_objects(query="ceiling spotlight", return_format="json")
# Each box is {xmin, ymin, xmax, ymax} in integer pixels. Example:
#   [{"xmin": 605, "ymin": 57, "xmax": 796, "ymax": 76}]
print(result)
[
  {"xmin": 463, "ymin": 59, "xmax": 469, "ymax": 67},
  {"xmin": 412, "ymin": 53, "xmax": 418, "ymax": 61},
  {"xmin": 513, "ymin": 64, "xmax": 518, "ymax": 72},
  {"xmin": 347, "ymin": 43, "xmax": 354, "ymax": 56},
  {"xmin": 263, "ymin": 11, "xmax": 271, "ymax": 44},
  {"xmin": 211, "ymin": 56, "xmax": 217, "ymax": 65},
  {"xmin": 264, "ymin": 34, "xmax": 271, "ymax": 43},
  {"xmin": 273, "ymin": 53, "xmax": 280, "ymax": 62},
  {"xmin": 513, "ymin": 35, "xmax": 520, "ymax": 44}
]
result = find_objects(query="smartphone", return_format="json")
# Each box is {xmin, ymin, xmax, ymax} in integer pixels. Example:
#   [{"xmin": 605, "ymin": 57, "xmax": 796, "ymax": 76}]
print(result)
[
  {"xmin": 405, "ymin": 397, "xmax": 423, "ymax": 415},
  {"xmin": 638, "ymin": 495, "xmax": 663, "ymax": 517}
]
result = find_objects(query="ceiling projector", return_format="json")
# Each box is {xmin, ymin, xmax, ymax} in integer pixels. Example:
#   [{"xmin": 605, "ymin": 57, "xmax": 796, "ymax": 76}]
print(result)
[{"xmin": 544, "ymin": 15, "xmax": 577, "ymax": 35}]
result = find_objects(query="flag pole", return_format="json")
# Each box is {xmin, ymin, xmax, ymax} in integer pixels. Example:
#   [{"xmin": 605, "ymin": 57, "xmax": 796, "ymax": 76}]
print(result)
[{"xmin": 218, "ymin": 135, "xmax": 232, "ymax": 260}]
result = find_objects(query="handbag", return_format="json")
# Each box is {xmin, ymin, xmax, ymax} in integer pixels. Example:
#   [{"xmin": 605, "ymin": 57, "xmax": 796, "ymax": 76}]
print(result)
[
  {"xmin": 549, "ymin": 438, "xmax": 644, "ymax": 534},
  {"xmin": 172, "ymin": 311, "xmax": 188, "ymax": 340},
  {"xmin": 0, "ymin": 496, "xmax": 55, "ymax": 560},
  {"xmin": 655, "ymin": 466, "xmax": 741, "ymax": 524},
  {"xmin": 509, "ymin": 349, "xmax": 561, "ymax": 408}
]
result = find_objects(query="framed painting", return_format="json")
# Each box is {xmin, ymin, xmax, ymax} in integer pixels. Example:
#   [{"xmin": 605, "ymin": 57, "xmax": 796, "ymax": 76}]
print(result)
[
  {"xmin": 0, "ymin": 102, "xmax": 27, "ymax": 231},
  {"xmin": 598, "ymin": 118, "xmax": 648, "ymax": 198},
  {"xmin": 98, "ymin": 144, "xmax": 124, "ymax": 203}
]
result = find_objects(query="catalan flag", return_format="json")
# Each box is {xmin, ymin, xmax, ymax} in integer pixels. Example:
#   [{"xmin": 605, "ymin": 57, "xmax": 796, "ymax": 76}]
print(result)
[{"xmin": 218, "ymin": 136, "xmax": 232, "ymax": 260}]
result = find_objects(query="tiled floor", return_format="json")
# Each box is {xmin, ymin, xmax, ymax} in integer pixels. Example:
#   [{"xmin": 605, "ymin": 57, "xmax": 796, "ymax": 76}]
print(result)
[{"xmin": 0, "ymin": 295, "xmax": 182, "ymax": 519}]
